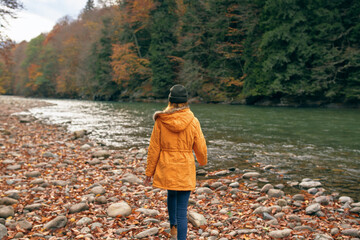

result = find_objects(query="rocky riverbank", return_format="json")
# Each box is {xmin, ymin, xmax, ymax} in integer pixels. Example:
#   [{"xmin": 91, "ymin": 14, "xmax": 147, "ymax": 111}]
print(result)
[{"xmin": 0, "ymin": 96, "xmax": 359, "ymax": 239}]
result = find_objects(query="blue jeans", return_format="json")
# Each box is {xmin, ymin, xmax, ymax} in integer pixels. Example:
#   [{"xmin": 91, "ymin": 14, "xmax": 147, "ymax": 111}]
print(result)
[{"xmin": 167, "ymin": 190, "xmax": 191, "ymax": 240}]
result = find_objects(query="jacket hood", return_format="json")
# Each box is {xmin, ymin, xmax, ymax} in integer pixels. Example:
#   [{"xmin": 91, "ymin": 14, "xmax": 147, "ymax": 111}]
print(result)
[{"xmin": 153, "ymin": 107, "xmax": 194, "ymax": 133}]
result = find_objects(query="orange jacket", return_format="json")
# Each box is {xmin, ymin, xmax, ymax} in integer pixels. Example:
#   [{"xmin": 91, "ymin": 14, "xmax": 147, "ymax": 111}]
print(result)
[{"xmin": 146, "ymin": 107, "xmax": 207, "ymax": 191}]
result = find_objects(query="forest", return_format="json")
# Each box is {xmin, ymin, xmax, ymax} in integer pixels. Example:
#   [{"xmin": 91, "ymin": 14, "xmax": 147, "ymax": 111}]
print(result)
[{"xmin": 0, "ymin": 0, "xmax": 359, "ymax": 106}]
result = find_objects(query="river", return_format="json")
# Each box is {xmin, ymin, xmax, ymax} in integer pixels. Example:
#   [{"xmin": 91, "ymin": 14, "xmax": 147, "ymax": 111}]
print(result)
[{"xmin": 28, "ymin": 99, "xmax": 360, "ymax": 200}]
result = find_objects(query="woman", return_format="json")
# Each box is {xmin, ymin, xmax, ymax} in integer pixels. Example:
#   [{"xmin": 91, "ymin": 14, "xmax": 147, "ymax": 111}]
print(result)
[{"xmin": 145, "ymin": 84, "xmax": 207, "ymax": 240}]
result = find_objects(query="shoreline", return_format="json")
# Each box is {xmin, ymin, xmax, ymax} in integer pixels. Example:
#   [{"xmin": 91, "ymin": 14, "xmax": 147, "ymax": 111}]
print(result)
[
  {"xmin": 5, "ymin": 94, "xmax": 360, "ymax": 109},
  {"xmin": 0, "ymin": 95, "xmax": 359, "ymax": 239}
]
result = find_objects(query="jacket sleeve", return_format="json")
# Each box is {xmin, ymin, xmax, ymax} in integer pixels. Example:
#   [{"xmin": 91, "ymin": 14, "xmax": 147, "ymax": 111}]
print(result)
[
  {"xmin": 145, "ymin": 120, "xmax": 161, "ymax": 177},
  {"xmin": 193, "ymin": 118, "xmax": 207, "ymax": 166}
]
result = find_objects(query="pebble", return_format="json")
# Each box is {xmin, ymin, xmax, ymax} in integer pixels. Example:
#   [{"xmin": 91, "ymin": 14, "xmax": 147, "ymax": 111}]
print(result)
[
  {"xmin": 76, "ymin": 217, "xmax": 93, "ymax": 226},
  {"xmin": 229, "ymin": 182, "xmax": 239, "ymax": 188},
  {"xmin": 306, "ymin": 203, "xmax": 321, "ymax": 215},
  {"xmin": 0, "ymin": 206, "xmax": 14, "ymax": 218},
  {"xmin": 300, "ymin": 180, "xmax": 322, "ymax": 189},
  {"xmin": 4, "ymin": 190, "xmax": 20, "ymax": 199},
  {"xmin": 267, "ymin": 189, "xmax": 284, "ymax": 198},
  {"xmin": 121, "ymin": 173, "xmax": 142, "ymax": 184},
  {"xmin": 195, "ymin": 187, "xmax": 213, "ymax": 195},
  {"xmin": 269, "ymin": 228, "xmax": 292, "ymax": 238},
  {"xmin": 342, "ymin": 229, "xmax": 360, "ymax": 237},
  {"xmin": 24, "ymin": 204, "xmax": 42, "ymax": 211},
  {"xmin": 17, "ymin": 219, "xmax": 32, "ymax": 230},
  {"xmin": 242, "ymin": 172, "xmax": 260, "ymax": 179},
  {"xmin": 90, "ymin": 222, "xmax": 103, "ymax": 230},
  {"xmin": 135, "ymin": 227, "xmax": 159, "ymax": 238},
  {"xmin": 188, "ymin": 211, "xmax": 207, "ymax": 227},
  {"xmin": 69, "ymin": 203, "xmax": 89, "ymax": 214},
  {"xmin": 6, "ymin": 164, "xmax": 21, "ymax": 170},
  {"xmin": 135, "ymin": 208, "xmax": 160, "ymax": 216},
  {"xmin": 91, "ymin": 186, "xmax": 106, "ymax": 195},
  {"xmin": 0, "ymin": 197, "xmax": 18, "ymax": 205},
  {"xmin": 107, "ymin": 201, "xmax": 132, "ymax": 217},
  {"xmin": 44, "ymin": 216, "xmax": 67, "ymax": 230},
  {"xmin": 25, "ymin": 171, "xmax": 41, "ymax": 178},
  {"xmin": 0, "ymin": 224, "xmax": 7, "ymax": 239},
  {"xmin": 260, "ymin": 183, "xmax": 274, "ymax": 193},
  {"xmin": 95, "ymin": 196, "xmax": 108, "ymax": 204}
]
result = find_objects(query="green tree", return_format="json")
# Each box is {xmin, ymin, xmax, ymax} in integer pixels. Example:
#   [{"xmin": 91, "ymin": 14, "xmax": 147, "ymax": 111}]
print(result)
[{"xmin": 148, "ymin": 0, "xmax": 178, "ymax": 97}]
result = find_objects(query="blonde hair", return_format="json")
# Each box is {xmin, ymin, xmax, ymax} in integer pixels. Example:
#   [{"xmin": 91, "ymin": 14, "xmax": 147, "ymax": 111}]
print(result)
[{"xmin": 164, "ymin": 102, "xmax": 189, "ymax": 112}]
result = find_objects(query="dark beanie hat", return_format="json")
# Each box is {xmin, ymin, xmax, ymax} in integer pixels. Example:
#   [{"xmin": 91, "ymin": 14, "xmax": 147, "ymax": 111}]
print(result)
[{"xmin": 168, "ymin": 84, "xmax": 188, "ymax": 103}]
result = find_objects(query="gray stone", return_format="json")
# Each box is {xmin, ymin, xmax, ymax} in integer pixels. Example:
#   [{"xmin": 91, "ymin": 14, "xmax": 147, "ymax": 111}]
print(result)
[
  {"xmin": 17, "ymin": 219, "xmax": 32, "ymax": 230},
  {"xmin": 6, "ymin": 165, "xmax": 21, "ymax": 170},
  {"xmin": 313, "ymin": 234, "xmax": 333, "ymax": 240},
  {"xmin": 135, "ymin": 208, "xmax": 160, "ymax": 216},
  {"xmin": 260, "ymin": 184, "xmax": 274, "ymax": 193},
  {"xmin": 229, "ymin": 182, "xmax": 239, "ymax": 188},
  {"xmin": 242, "ymin": 172, "xmax": 260, "ymax": 179},
  {"xmin": 14, "ymin": 232, "xmax": 24, "ymax": 238},
  {"xmin": 256, "ymin": 196, "xmax": 269, "ymax": 202},
  {"xmin": 44, "ymin": 216, "xmax": 67, "ymax": 230},
  {"xmin": 90, "ymin": 222, "xmax": 103, "ymax": 230},
  {"xmin": 24, "ymin": 204, "xmax": 42, "ymax": 211},
  {"xmin": 4, "ymin": 190, "xmax": 20, "ymax": 200},
  {"xmin": 80, "ymin": 144, "xmax": 91, "ymax": 151},
  {"xmin": 95, "ymin": 196, "xmax": 107, "ymax": 204},
  {"xmin": 195, "ymin": 187, "xmax": 213, "ymax": 195},
  {"xmin": 293, "ymin": 226, "xmax": 314, "ymax": 232},
  {"xmin": 25, "ymin": 171, "xmax": 41, "ymax": 178},
  {"xmin": 306, "ymin": 203, "xmax": 321, "ymax": 215},
  {"xmin": 30, "ymin": 178, "xmax": 45, "ymax": 185},
  {"xmin": 107, "ymin": 201, "xmax": 132, "ymax": 217},
  {"xmin": 92, "ymin": 150, "xmax": 111, "ymax": 158},
  {"xmin": 293, "ymin": 194, "xmax": 305, "ymax": 201},
  {"xmin": 287, "ymin": 214, "xmax": 301, "ymax": 222},
  {"xmin": 0, "ymin": 206, "xmax": 14, "ymax": 218},
  {"xmin": 267, "ymin": 189, "xmax": 284, "ymax": 198},
  {"xmin": 263, "ymin": 212, "xmax": 276, "ymax": 220},
  {"xmin": 274, "ymin": 212, "xmax": 285, "ymax": 219},
  {"xmin": 42, "ymin": 152, "xmax": 57, "ymax": 158},
  {"xmin": 91, "ymin": 186, "xmax": 106, "ymax": 195},
  {"xmin": 135, "ymin": 227, "xmax": 159, "ymax": 239},
  {"xmin": 143, "ymin": 218, "xmax": 160, "ymax": 224},
  {"xmin": 76, "ymin": 217, "xmax": 93, "ymax": 226},
  {"xmin": 300, "ymin": 181, "xmax": 322, "ymax": 189},
  {"xmin": 237, "ymin": 229, "xmax": 258, "ymax": 234},
  {"xmin": 330, "ymin": 228, "xmax": 339, "ymax": 236},
  {"xmin": 308, "ymin": 188, "xmax": 318, "ymax": 195},
  {"xmin": 277, "ymin": 199, "xmax": 287, "ymax": 207},
  {"xmin": 214, "ymin": 170, "xmax": 229, "ymax": 176},
  {"xmin": 210, "ymin": 182, "xmax": 222, "ymax": 189},
  {"xmin": 269, "ymin": 229, "xmax": 292, "ymax": 238},
  {"xmin": 342, "ymin": 229, "xmax": 360, "ymax": 237},
  {"xmin": 52, "ymin": 180, "xmax": 68, "ymax": 186},
  {"xmin": 339, "ymin": 196, "xmax": 353, "ymax": 204},
  {"xmin": 0, "ymin": 224, "xmax": 7, "ymax": 239},
  {"xmin": 73, "ymin": 130, "xmax": 87, "ymax": 139},
  {"xmin": 314, "ymin": 196, "xmax": 331, "ymax": 205},
  {"xmin": 81, "ymin": 227, "xmax": 90, "ymax": 234},
  {"xmin": 69, "ymin": 203, "xmax": 89, "ymax": 214},
  {"xmin": 0, "ymin": 197, "xmax": 18, "ymax": 205},
  {"xmin": 253, "ymin": 206, "xmax": 270, "ymax": 214},
  {"xmin": 188, "ymin": 211, "xmax": 207, "ymax": 227},
  {"xmin": 350, "ymin": 207, "xmax": 360, "ymax": 213},
  {"xmin": 120, "ymin": 173, "xmax": 142, "ymax": 184}
]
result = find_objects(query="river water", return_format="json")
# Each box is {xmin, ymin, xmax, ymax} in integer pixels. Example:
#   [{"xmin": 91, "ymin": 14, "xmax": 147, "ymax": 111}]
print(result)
[{"xmin": 29, "ymin": 99, "xmax": 360, "ymax": 200}]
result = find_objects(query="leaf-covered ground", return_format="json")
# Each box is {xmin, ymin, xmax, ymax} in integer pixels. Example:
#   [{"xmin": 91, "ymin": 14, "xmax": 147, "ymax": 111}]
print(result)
[{"xmin": 0, "ymin": 96, "xmax": 359, "ymax": 239}]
